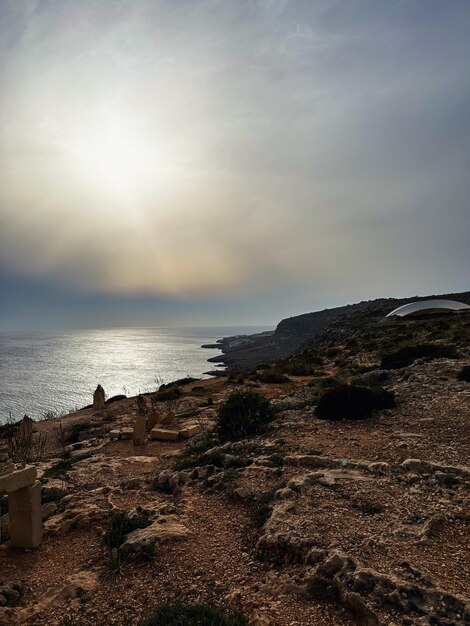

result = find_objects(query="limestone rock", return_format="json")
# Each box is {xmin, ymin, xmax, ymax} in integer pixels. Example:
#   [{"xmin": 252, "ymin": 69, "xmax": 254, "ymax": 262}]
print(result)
[{"xmin": 120, "ymin": 515, "xmax": 189, "ymax": 558}]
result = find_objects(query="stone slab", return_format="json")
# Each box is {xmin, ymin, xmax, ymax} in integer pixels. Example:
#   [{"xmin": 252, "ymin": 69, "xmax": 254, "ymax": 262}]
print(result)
[
  {"xmin": 146, "ymin": 413, "xmax": 160, "ymax": 432},
  {"xmin": 121, "ymin": 428, "xmax": 133, "ymax": 440},
  {"xmin": 0, "ymin": 466, "xmax": 37, "ymax": 494},
  {"xmin": 178, "ymin": 424, "xmax": 202, "ymax": 439},
  {"xmin": 109, "ymin": 430, "xmax": 121, "ymax": 441},
  {"xmin": 150, "ymin": 428, "xmax": 179, "ymax": 441}
]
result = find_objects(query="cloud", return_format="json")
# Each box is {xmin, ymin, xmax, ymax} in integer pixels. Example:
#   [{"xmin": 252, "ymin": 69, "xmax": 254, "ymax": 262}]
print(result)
[{"xmin": 0, "ymin": 0, "xmax": 469, "ymax": 314}]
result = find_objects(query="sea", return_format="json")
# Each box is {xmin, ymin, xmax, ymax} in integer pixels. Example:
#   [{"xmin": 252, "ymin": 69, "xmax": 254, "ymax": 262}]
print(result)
[{"xmin": 0, "ymin": 326, "xmax": 270, "ymax": 424}]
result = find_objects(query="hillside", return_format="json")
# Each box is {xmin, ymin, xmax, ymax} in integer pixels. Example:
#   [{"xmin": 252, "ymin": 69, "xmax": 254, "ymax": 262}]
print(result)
[
  {"xmin": 0, "ymin": 301, "xmax": 469, "ymax": 625},
  {"xmin": 207, "ymin": 291, "xmax": 470, "ymax": 369}
]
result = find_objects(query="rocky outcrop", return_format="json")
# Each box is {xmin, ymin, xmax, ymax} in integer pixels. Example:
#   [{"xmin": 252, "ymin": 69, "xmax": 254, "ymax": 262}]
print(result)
[{"xmin": 306, "ymin": 549, "xmax": 470, "ymax": 626}]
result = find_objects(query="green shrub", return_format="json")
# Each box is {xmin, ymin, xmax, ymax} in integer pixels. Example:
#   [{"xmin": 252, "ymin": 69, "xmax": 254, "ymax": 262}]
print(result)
[
  {"xmin": 43, "ymin": 458, "xmax": 74, "ymax": 480},
  {"xmin": 315, "ymin": 385, "xmax": 395, "ymax": 421},
  {"xmin": 380, "ymin": 343, "xmax": 458, "ymax": 369},
  {"xmin": 164, "ymin": 377, "xmax": 198, "ymax": 388},
  {"xmin": 105, "ymin": 394, "xmax": 127, "ymax": 404},
  {"xmin": 105, "ymin": 510, "xmax": 152, "ymax": 550},
  {"xmin": 153, "ymin": 386, "xmax": 181, "ymax": 402},
  {"xmin": 361, "ymin": 501, "xmax": 384, "ymax": 515},
  {"xmin": 41, "ymin": 487, "xmax": 67, "ymax": 504},
  {"xmin": 277, "ymin": 353, "xmax": 323, "ymax": 376},
  {"xmin": 66, "ymin": 422, "xmax": 91, "ymax": 444},
  {"xmin": 457, "ymin": 365, "xmax": 470, "ymax": 382},
  {"xmin": 139, "ymin": 603, "xmax": 247, "ymax": 626},
  {"xmin": 217, "ymin": 390, "xmax": 275, "ymax": 442}
]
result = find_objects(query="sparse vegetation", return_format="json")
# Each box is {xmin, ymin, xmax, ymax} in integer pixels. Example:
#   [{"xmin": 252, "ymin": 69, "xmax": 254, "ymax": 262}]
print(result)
[
  {"xmin": 152, "ymin": 386, "xmax": 181, "ymax": 402},
  {"xmin": 380, "ymin": 343, "xmax": 458, "ymax": 369},
  {"xmin": 217, "ymin": 390, "xmax": 275, "ymax": 442},
  {"xmin": 41, "ymin": 487, "xmax": 67, "ymax": 504},
  {"xmin": 139, "ymin": 603, "xmax": 247, "ymax": 626},
  {"xmin": 274, "ymin": 352, "xmax": 323, "ymax": 376},
  {"xmin": 65, "ymin": 422, "xmax": 92, "ymax": 444},
  {"xmin": 315, "ymin": 384, "xmax": 395, "ymax": 421},
  {"xmin": 256, "ymin": 369, "xmax": 290, "ymax": 384},
  {"xmin": 105, "ymin": 510, "xmax": 152, "ymax": 550},
  {"xmin": 42, "ymin": 458, "xmax": 74, "ymax": 480}
]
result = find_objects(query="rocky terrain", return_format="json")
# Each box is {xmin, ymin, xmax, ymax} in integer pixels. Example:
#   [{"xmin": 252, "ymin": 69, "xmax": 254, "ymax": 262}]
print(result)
[{"xmin": 0, "ymin": 304, "xmax": 469, "ymax": 626}]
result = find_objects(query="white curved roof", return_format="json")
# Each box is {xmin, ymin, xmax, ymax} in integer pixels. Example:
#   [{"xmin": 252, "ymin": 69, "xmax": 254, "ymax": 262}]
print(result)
[{"xmin": 386, "ymin": 299, "xmax": 470, "ymax": 318}]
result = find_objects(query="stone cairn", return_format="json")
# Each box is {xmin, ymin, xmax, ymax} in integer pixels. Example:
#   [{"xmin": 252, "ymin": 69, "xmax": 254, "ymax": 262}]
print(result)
[{"xmin": 93, "ymin": 384, "xmax": 106, "ymax": 410}]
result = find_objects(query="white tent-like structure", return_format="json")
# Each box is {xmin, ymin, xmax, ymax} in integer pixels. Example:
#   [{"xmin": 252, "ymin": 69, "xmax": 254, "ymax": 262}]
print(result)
[{"xmin": 386, "ymin": 299, "xmax": 470, "ymax": 318}]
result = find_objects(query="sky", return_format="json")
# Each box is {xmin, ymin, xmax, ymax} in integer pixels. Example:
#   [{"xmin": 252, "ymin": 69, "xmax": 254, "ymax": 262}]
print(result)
[{"xmin": 1, "ymin": 0, "xmax": 469, "ymax": 330}]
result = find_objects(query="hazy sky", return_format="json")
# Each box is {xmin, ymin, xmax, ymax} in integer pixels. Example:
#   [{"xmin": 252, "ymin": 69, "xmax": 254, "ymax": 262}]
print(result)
[{"xmin": 1, "ymin": 0, "xmax": 469, "ymax": 330}]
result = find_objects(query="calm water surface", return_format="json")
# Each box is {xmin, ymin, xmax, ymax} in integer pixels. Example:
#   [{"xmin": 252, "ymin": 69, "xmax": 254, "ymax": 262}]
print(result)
[{"xmin": 0, "ymin": 326, "xmax": 269, "ymax": 422}]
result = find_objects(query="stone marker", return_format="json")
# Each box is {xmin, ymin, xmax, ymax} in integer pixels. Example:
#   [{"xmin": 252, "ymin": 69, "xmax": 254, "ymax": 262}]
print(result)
[
  {"xmin": 121, "ymin": 428, "xmax": 133, "ymax": 440},
  {"xmin": 109, "ymin": 430, "xmax": 121, "ymax": 441},
  {"xmin": 179, "ymin": 424, "xmax": 201, "ymax": 439},
  {"xmin": 160, "ymin": 411, "xmax": 176, "ymax": 425},
  {"xmin": 0, "ymin": 444, "xmax": 42, "ymax": 549},
  {"xmin": 133, "ymin": 415, "xmax": 147, "ymax": 446},
  {"xmin": 93, "ymin": 384, "xmax": 106, "ymax": 410},
  {"xmin": 150, "ymin": 428, "xmax": 179, "ymax": 441},
  {"xmin": 146, "ymin": 413, "xmax": 160, "ymax": 432},
  {"xmin": 8, "ymin": 481, "xmax": 42, "ymax": 549},
  {"xmin": 19, "ymin": 415, "xmax": 33, "ymax": 446}
]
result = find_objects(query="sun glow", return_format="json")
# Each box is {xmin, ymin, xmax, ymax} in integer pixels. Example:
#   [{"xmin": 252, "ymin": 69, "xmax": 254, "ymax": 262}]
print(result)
[{"xmin": 63, "ymin": 113, "xmax": 159, "ymax": 196}]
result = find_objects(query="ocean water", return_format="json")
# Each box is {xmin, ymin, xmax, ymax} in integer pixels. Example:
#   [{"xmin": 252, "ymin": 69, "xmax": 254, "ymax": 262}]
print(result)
[{"xmin": 0, "ymin": 326, "xmax": 269, "ymax": 423}]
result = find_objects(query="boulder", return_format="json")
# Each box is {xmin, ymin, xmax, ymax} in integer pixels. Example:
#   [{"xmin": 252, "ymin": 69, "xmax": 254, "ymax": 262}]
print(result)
[{"xmin": 120, "ymin": 516, "xmax": 189, "ymax": 557}]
